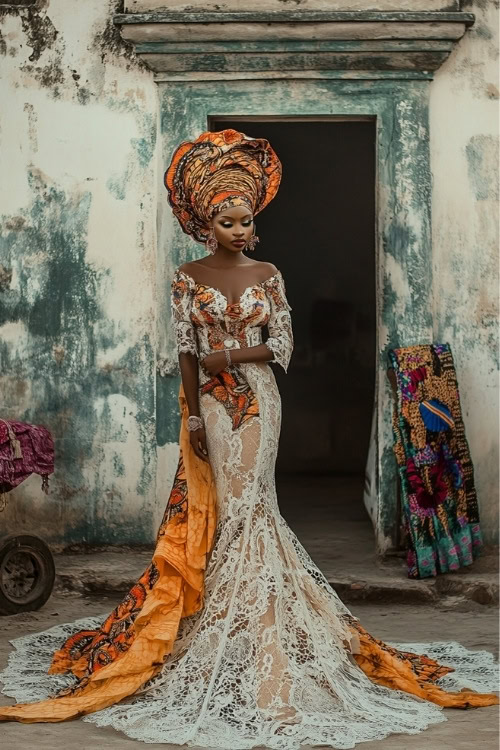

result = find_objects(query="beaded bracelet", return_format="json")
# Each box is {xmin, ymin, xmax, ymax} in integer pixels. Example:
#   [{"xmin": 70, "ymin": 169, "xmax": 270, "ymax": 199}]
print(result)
[
  {"xmin": 187, "ymin": 415, "xmax": 204, "ymax": 432},
  {"xmin": 224, "ymin": 349, "xmax": 232, "ymax": 366}
]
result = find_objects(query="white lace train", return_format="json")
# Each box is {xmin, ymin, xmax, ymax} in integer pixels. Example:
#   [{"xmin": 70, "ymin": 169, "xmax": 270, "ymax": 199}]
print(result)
[
  {"xmin": 1, "ymin": 597, "xmax": 498, "ymax": 747},
  {"xmin": 1, "ymin": 361, "xmax": 498, "ymax": 748}
]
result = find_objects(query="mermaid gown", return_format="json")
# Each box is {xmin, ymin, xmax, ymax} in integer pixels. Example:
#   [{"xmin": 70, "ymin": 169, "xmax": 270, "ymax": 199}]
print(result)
[{"xmin": 0, "ymin": 267, "xmax": 498, "ymax": 748}]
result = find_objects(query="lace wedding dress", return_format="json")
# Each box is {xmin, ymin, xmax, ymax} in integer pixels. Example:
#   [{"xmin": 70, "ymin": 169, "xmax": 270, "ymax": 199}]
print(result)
[{"xmin": 0, "ymin": 268, "xmax": 498, "ymax": 748}]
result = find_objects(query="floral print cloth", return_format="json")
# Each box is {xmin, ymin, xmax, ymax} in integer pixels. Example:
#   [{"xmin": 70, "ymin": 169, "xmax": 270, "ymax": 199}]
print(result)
[{"xmin": 389, "ymin": 344, "xmax": 482, "ymax": 579}]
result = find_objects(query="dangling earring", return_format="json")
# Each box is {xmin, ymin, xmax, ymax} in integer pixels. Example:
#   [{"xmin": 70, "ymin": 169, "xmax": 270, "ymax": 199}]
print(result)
[
  {"xmin": 206, "ymin": 227, "xmax": 218, "ymax": 255},
  {"xmin": 246, "ymin": 225, "xmax": 259, "ymax": 252}
]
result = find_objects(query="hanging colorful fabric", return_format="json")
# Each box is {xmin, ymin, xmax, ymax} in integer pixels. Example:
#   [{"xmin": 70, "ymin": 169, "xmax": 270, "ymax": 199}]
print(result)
[{"xmin": 388, "ymin": 344, "xmax": 483, "ymax": 579}]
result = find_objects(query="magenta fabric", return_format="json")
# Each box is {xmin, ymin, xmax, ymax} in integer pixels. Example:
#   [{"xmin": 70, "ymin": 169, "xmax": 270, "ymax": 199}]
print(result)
[{"xmin": 0, "ymin": 420, "xmax": 54, "ymax": 493}]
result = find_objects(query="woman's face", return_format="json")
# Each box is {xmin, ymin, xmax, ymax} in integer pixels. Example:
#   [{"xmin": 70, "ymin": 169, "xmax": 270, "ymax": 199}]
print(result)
[{"xmin": 210, "ymin": 205, "xmax": 254, "ymax": 253}]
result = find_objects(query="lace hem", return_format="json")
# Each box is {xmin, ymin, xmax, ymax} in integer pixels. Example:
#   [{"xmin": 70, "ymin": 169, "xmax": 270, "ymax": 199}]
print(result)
[
  {"xmin": 1, "ymin": 616, "xmax": 498, "ymax": 748},
  {"xmin": 387, "ymin": 640, "xmax": 500, "ymax": 694}
]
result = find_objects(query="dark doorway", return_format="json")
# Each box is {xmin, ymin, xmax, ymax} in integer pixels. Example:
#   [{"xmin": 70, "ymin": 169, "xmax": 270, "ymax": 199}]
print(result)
[{"xmin": 210, "ymin": 117, "xmax": 377, "ymax": 560}]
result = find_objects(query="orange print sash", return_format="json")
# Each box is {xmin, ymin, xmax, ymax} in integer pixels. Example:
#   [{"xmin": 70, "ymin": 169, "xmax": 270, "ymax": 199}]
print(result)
[{"xmin": 0, "ymin": 383, "xmax": 217, "ymax": 723}]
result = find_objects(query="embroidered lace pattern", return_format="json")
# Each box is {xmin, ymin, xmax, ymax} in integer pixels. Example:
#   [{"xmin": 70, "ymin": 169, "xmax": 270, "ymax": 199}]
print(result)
[
  {"xmin": 1, "ymin": 620, "xmax": 498, "ymax": 748},
  {"xmin": 170, "ymin": 268, "xmax": 294, "ymax": 374}
]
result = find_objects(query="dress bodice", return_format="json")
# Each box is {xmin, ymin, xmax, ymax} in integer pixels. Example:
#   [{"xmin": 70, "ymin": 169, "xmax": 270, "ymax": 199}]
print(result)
[{"xmin": 170, "ymin": 267, "xmax": 294, "ymax": 374}]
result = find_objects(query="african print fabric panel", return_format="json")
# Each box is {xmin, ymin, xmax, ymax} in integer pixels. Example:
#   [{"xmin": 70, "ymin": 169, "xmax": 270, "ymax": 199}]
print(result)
[{"xmin": 389, "ymin": 344, "xmax": 482, "ymax": 579}]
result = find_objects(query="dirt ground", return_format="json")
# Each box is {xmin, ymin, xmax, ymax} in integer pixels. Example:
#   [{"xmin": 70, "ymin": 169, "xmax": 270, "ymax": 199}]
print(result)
[{"xmin": 0, "ymin": 593, "xmax": 498, "ymax": 750}]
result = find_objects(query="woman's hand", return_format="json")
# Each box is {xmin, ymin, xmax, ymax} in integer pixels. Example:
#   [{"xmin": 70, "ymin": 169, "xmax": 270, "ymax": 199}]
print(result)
[
  {"xmin": 201, "ymin": 351, "xmax": 228, "ymax": 377},
  {"xmin": 190, "ymin": 427, "xmax": 209, "ymax": 463}
]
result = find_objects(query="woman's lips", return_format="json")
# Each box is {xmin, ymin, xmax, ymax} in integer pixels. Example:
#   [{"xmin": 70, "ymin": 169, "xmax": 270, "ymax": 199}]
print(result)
[{"xmin": 231, "ymin": 240, "xmax": 246, "ymax": 246}]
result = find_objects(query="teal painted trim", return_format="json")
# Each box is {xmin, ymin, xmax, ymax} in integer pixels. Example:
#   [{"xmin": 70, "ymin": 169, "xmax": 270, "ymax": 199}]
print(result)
[
  {"xmin": 143, "ymin": 51, "xmax": 448, "ymax": 74},
  {"xmin": 377, "ymin": 86, "xmax": 433, "ymax": 548},
  {"xmin": 156, "ymin": 370, "xmax": 181, "ymax": 446},
  {"xmin": 154, "ymin": 70, "xmax": 435, "ymax": 81},
  {"xmin": 115, "ymin": 11, "xmax": 475, "ymax": 25},
  {"xmin": 136, "ymin": 40, "xmax": 455, "ymax": 54}
]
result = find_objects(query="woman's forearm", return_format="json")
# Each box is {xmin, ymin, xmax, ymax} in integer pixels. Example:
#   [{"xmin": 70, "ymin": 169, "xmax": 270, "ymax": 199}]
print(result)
[
  {"xmin": 229, "ymin": 343, "xmax": 274, "ymax": 366},
  {"xmin": 179, "ymin": 352, "xmax": 201, "ymax": 416}
]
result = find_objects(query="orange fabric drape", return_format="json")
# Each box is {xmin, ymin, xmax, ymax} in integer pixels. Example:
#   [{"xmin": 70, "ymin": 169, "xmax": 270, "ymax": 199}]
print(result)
[
  {"xmin": 0, "ymin": 383, "xmax": 217, "ymax": 723},
  {"xmin": 351, "ymin": 620, "xmax": 498, "ymax": 708}
]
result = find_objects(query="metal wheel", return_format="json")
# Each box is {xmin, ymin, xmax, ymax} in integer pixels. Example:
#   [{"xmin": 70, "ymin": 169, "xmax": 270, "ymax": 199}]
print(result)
[{"xmin": 0, "ymin": 535, "xmax": 55, "ymax": 615}]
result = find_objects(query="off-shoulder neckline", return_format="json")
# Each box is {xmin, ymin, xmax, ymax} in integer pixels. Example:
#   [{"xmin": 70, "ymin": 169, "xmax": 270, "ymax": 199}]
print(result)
[{"xmin": 174, "ymin": 267, "xmax": 282, "ymax": 307}]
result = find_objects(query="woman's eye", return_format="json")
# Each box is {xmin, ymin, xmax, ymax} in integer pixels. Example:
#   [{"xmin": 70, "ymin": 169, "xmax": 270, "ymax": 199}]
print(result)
[{"xmin": 220, "ymin": 220, "xmax": 253, "ymax": 228}]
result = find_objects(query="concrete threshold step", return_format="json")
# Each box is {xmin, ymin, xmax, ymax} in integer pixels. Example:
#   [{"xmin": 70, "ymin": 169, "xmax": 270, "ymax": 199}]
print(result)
[
  {"xmin": 52, "ymin": 551, "xmax": 499, "ymax": 607},
  {"xmin": 328, "ymin": 572, "xmax": 499, "ymax": 606}
]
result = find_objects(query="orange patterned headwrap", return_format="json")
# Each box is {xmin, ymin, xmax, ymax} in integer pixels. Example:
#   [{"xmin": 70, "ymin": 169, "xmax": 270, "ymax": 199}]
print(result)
[{"xmin": 164, "ymin": 129, "xmax": 282, "ymax": 243}]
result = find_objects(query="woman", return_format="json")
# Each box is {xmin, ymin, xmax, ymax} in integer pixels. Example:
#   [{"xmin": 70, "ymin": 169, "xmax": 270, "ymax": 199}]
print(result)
[{"xmin": 0, "ymin": 129, "xmax": 497, "ymax": 747}]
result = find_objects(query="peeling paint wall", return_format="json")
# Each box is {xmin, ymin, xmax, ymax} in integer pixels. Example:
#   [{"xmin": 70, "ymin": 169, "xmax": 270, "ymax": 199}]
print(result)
[
  {"xmin": 0, "ymin": 0, "xmax": 160, "ymax": 546},
  {"xmin": 1, "ymin": 0, "xmax": 498, "ymax": 550},
  {"xmin": 430, "ymin": 0, "xmax": 499, "ymax": 544}
]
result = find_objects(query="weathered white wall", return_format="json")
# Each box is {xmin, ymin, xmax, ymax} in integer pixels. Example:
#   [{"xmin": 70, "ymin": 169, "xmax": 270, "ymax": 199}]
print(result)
[
  {"xmin": 430, "ymin": 0, "xmax": 499, "ymax": 544},
  {"xmin": 1, "ymin": 0, "xmax": 497, "ymax": 549},
  {"xmin": 0, "ymin": 0, "xmax": 161, "ymax": 546}
]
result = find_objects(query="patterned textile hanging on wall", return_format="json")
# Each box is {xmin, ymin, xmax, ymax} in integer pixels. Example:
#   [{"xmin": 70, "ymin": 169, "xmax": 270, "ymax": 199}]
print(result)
[{"xmin": 388, "ymin": 344, "xmax": 483, "ymax": 579}]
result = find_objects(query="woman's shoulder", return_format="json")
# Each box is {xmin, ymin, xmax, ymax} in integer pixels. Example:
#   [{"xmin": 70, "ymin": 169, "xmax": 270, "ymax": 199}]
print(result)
[
  {"xmin": 258, "ymin": 262, "xmax": 291, "ymax": 309},
  {"xmin": 174, "ymin": 260, "xmax": 214, "ymax": 283},
  {"xmin": 253, "ymin": 261, "xmax": 279, "ymax": 282},
  {"xmin": 171, "ymin": 264, "xmax": 197, "ymax": 294},
  {"xmin": 175, "ymin": 261, "xmax": 196, "ymax": 276},
  {"xmin": 173, "ymin": 262, "xmax": 199, "ymax": 282}
]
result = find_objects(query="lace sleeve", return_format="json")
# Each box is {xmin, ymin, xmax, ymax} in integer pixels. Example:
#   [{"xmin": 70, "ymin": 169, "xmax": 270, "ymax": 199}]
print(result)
[
  {"xmin": 263, "ymin": 270, "xmax": 293, "ymax": 373},
  {"xmin": 170, "ymin": 269, "xmax": 198, "ymax": 357}
]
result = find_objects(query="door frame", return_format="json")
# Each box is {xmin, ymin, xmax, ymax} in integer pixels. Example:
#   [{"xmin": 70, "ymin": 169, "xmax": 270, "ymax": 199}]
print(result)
[{"xmin": 155, "ymin": 78, "xmax": 433, "ymax": 554}]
